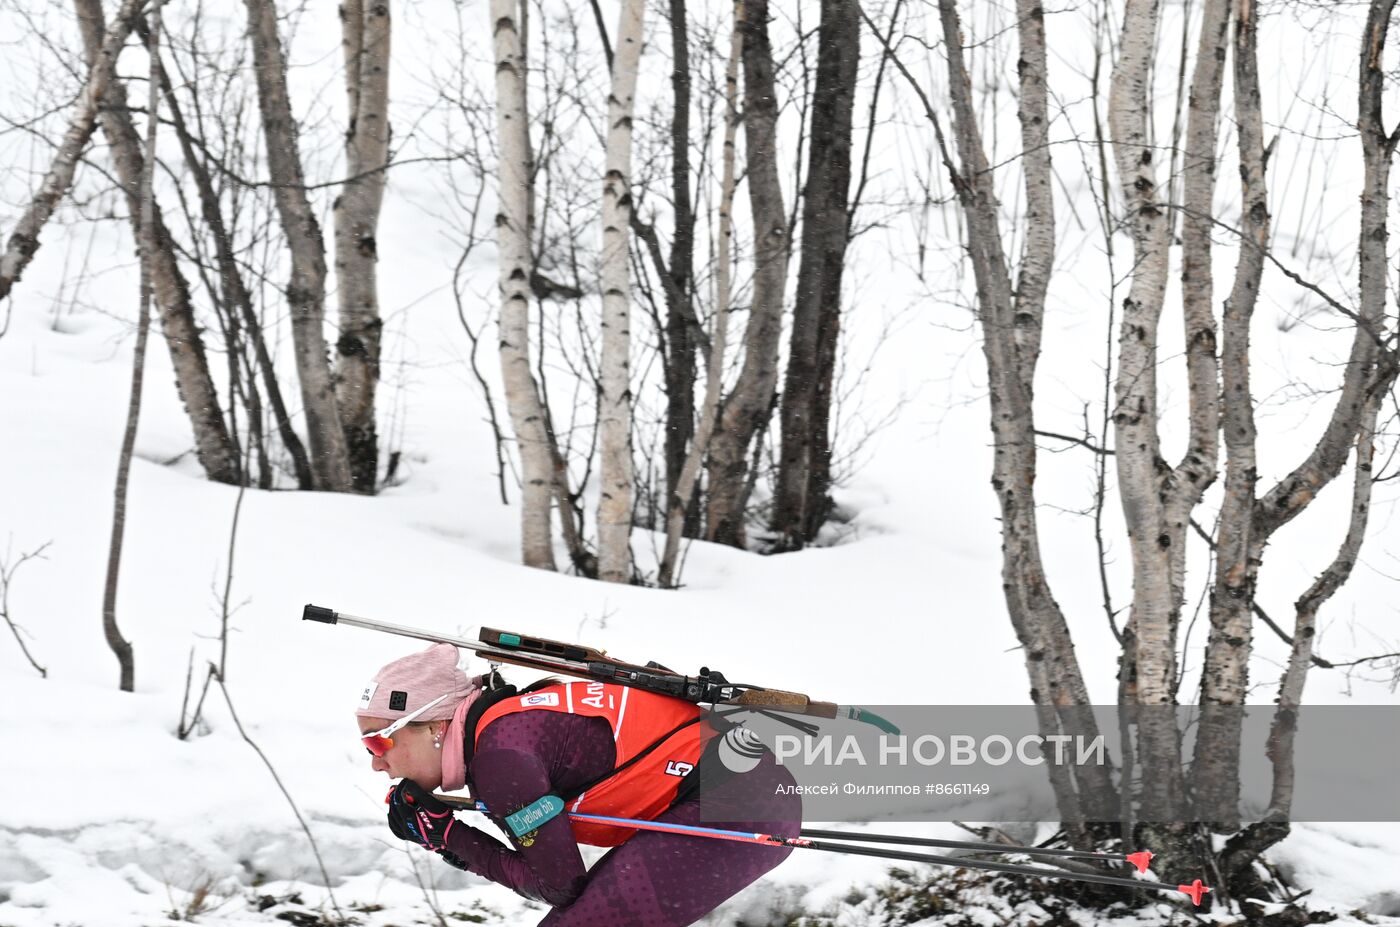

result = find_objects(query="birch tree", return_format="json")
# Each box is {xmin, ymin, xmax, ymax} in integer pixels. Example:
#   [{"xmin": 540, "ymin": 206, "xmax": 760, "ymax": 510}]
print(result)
[
  {"xmin": 493, "ymin": 0, "xmax": 557, "ymax": 570},
  {"xmin": 244, "ymin": 0, "xmax": 355, "ymax": 492},
  {"xmin": 1105, "ymin": 0, "xmax": 1231, "ymax": 868},
  {"xmin": 704, "ymin": 0, "xmax": 789, "ymax": 547},
  {"xmin": 596, "ymin": 0, "xmax": 646, "ymax": 583},
  {"xmin": 874, "ymin": 0, "xmax": 1118, "ymax": 842},
  {"xmin": 869, "ymin": 0, "xmax": 1398, "ymax": 896},
  {"xmin": 334, "ymin": 0, "xmax": 392, "ymax": 493},
  {"xmin": 1106, "ymin": 0, "xmax": 1182, "ymax": 835},
  {"xmin": 1191, "ymin": 0, "xmax": 1400, "ymax": 869}
]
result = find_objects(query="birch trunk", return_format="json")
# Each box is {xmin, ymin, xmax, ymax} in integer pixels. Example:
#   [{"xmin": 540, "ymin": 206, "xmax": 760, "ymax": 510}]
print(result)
[
  {"xmin": 244, "ymin": 0, "xmax": 354, "ymax": 492},
  {"xmin": 72, "ymin": 0, "xmax": 242, "ymax": 488},
  {"xmin": 1267, "ymin": 392, "xmax": 1381, "ymax": 818},
  {"xmin": 658, "ymin": 3, "xmax": 741, "ymax": 589},
  {"xmin": 1217, "ymin": 401, "xmax": 1383, "ymax": 902},
  {"xmin": 1108, "ymin": 0, "xmax": 1187, "ymax": 833},
  {"xmin": 1177, "ymin": 0, "xmax": 1228, "ymax": 463},
  {"xmin": 1194, "ymin": 0, "xmax": 1400, "ymax": 832},
  {"xmin": 493, "ymin": 0, "xmax": 557, "ymax": 570},
  {"xmin": 772, "ymin": 0, "xmax": 859, "ymax": 550},
  {"xmin": 1167, "ymin": 0, "xmax": 1228, "ymax": 551},
  {"xmin": 1191, "ymin": 0, "xmax": 1264, "ymax": 832},
  {"xmin": 596, "ymin": 0, "xmax": 646, "ymax": 583},
  {"xmin": 704, "ymin": 0, "xmax": 789, "ymax": 548},
  {"xmin": 924, "ymin": 0, "xmax": 1116, "ymax": 831},
  {"xmin": 334, "ymin": 0, "xmax": 391, "ymax": 493}
]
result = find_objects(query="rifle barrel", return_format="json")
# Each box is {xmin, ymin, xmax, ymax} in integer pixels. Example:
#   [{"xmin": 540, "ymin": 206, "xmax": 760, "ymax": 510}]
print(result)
[{"xmin": 303, "ymin": 605, "xmax": 592, "ymax": 677}]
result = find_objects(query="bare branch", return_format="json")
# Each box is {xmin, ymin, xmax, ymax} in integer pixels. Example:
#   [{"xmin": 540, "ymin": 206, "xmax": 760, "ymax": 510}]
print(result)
[
  {"xmin": 0, "ymin": 540, "xmax": 53, "ymax": 678},
  {"xmin": 0, "ymin": 0, "xmax": 146, "ymax": 302}
]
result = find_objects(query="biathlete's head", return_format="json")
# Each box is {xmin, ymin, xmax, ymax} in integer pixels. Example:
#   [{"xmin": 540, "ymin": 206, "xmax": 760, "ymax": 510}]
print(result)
[{"xmin": 355, "ymin": 643, "xmax": 488, "ymax": 789}]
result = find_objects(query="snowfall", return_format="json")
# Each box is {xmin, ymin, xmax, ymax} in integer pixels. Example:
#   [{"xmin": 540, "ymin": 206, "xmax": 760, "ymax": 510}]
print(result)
[{"xmin": 2, "ymin": 1, "xmax": 1400, "ymax": 925}]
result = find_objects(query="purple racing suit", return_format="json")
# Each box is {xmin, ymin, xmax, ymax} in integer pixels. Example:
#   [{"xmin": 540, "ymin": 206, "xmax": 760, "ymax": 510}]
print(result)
[{"xmin": 439, "ymin": 706, "xmax": 802, "ymax": 926}]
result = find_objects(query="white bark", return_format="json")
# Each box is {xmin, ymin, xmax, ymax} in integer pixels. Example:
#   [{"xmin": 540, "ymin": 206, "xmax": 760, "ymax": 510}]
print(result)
[
  {"xmin": 1108, "ymin": 0, "xmax": 1183, "ymax": 826},
  {"xmin": 1192, "ymin": 0, "xmax": 1264, "ymax": 829},
  {"xmin": 1269, "ymin": 394, "xmax": 1381, "ymax": 818},
  {"xmin": 913, "ymin": 0, "xmax": 1116, "ymax": 829},
  {"xmin": 1175, "ymin": 0, "xmax": 1228, "ymax": 507},
  {"xmin": 596, "ymin": 0, "xmax": 646, "ymax": 584},
  {"xmin": 1199, "ymin": 0, "xmax": 1399, "ymax": 830},
  {"xmin": 334, "ymin": 0, "xmax": 391, "ymax": 493},
  {"xmin": 493, "ymin": 0, "xmax": 557, "ymax": 570}
]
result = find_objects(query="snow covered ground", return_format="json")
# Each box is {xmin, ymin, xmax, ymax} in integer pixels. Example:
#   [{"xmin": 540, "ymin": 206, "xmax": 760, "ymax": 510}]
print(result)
[{"xmin": 4, "ymin": 1, "xmax": 1400, "ymax": 924}]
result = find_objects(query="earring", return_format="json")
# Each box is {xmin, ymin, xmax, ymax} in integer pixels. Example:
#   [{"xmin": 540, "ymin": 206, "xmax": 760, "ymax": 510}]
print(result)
[{"xmin": 433, "ymin": 734, "xmax": 442, "ymax": 750}]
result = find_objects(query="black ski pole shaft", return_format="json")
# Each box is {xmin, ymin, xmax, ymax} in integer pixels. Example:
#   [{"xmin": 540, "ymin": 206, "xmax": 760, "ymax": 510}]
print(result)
[
  {"xmin": 797, "ymin": 839, "xmax": 1209, "ymax": 904},
  {"xmin": 434, "ymin": 797, "xmax": 1208, "ymax": 905},
  {"xmin": 799, "ymin": 828, "xmax": 1148, "ymax": 867}
]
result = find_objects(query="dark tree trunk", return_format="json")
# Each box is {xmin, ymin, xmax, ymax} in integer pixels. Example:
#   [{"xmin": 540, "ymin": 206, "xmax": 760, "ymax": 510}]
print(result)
[
  {"xmin": 662, "ymin": 0, "xmax": 701, "ymax": 537},
  {"xmin": 244, "ymin": 0, "xmax": 354, "ymax": 492},
  {"xmin": 103, "ymin": 0, "xmax": 167, "ymax": 693},
  {"xmin": 74, "ymin": 0, "xmax": 243, "ymax": 487},
  {"xmin": 153, "ymin": 48, "xmax": 314, "ymax": 490},
  {"xmin": 772, "ymin": 0, "xmax": 859, "ymax": 550},
  {"xmin": 704, "ymin": 0, "xmax": 790, "ymax": 548}
]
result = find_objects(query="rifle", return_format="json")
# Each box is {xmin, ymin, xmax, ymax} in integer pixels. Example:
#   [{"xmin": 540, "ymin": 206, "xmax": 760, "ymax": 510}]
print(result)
[{"xmin": 302, "ymin": 604, "xmax": 898, "ymax": 733}]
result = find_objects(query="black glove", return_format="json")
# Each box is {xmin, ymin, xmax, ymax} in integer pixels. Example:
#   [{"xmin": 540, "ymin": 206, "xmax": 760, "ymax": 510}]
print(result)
[
  {"xmin": 385, "ymin": 779, "xmax": 458, "ymax": 852},
  {"xmin": 437, "ymin": 848, "xmax": 472, "ymax": 872}
]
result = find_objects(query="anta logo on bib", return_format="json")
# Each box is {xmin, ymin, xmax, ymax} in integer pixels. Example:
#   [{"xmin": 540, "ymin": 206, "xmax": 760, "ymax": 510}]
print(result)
[{"xmin": 520, "ymin": 692, "xmax": 560, "ymax": 708}]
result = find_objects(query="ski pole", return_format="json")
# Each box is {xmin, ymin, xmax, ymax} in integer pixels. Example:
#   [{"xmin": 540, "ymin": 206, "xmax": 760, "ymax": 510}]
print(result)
[
  {"xmin": 434, "ymin": 795, "xmax": 1210, "ymax": 905},
  {"xmin": 798, "ymin": 828, "xmax": 1154, "ymax": 872}
]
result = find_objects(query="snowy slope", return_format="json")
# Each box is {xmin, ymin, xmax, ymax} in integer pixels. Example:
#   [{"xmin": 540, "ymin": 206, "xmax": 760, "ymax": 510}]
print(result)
[{"xmin": 3, "ymin": 0, "xmax": 1400, "ymax": 924}]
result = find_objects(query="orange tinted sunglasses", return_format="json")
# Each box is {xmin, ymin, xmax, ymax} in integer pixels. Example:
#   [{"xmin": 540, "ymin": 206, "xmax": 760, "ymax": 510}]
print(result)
[{"xmin": 362, "ymin": 692, "xmax": 451, "ymax": 756}]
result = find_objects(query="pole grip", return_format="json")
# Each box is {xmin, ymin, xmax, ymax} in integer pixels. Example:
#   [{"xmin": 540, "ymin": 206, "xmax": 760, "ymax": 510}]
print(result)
[
  {"xmin": 437, "ymin": 794, "xmax": 479, "ymax": 810},
  {"xmin": 302, "ymin": 604, "xmax": 339, "ymax": 624}
]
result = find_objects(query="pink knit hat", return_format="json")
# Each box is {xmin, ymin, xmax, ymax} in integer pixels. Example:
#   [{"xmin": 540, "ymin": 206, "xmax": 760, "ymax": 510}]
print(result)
[{"xmin": 354, "ymin": 642, "xmax": 480, "ymax": 721}]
